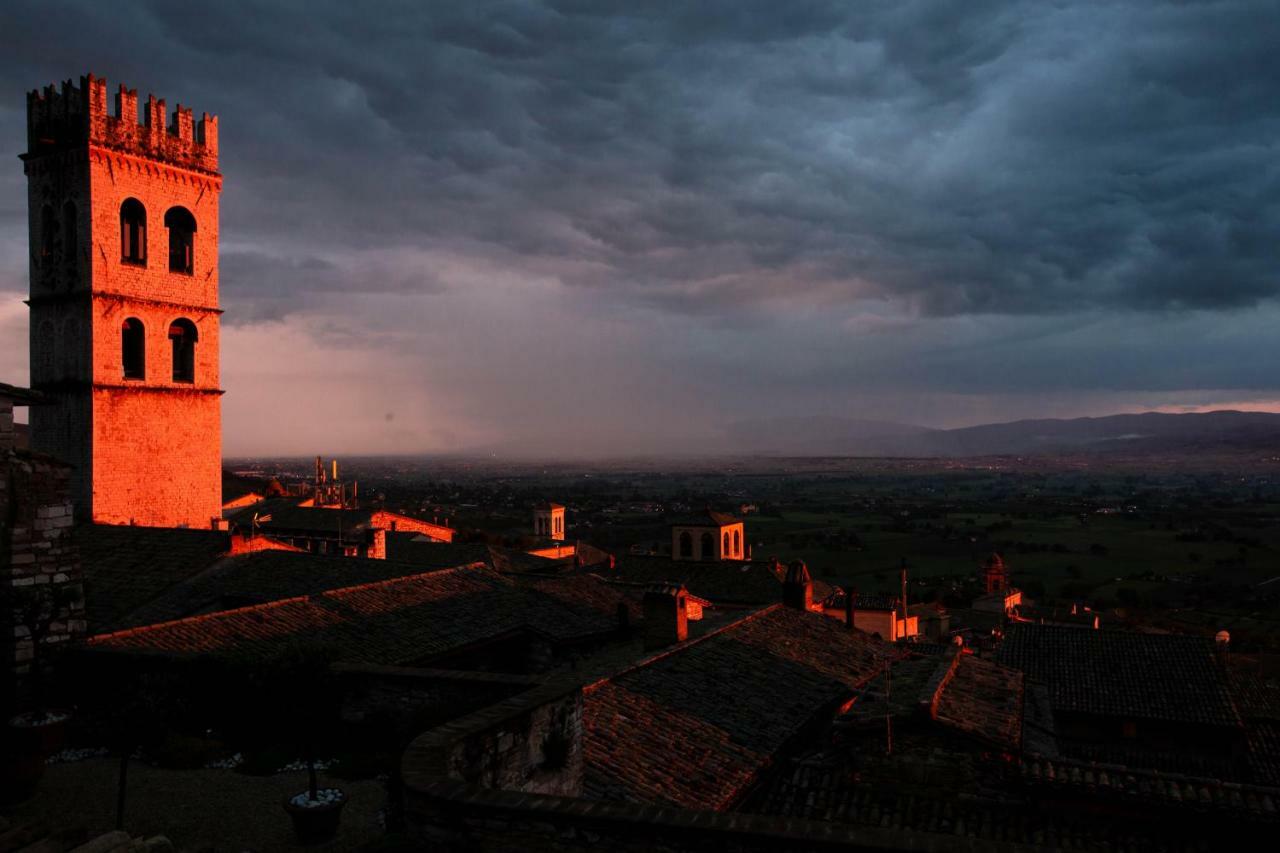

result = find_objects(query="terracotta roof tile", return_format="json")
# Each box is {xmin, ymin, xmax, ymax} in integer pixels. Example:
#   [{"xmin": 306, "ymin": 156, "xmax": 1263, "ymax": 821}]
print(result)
[
  {"xmin": 76, "ymin": 524, "xmax": 231, "ymax": 632},
  {"xmin": 89, "ymin": 566, "xmax": 633, "ymax": 666},
  {"xmin": 995, "ymin": 624, "xmax": 1240, "ymax": 727},
  {"xmin": 583, "ymin": 606, "xmax": 896, "ymax": 810}
]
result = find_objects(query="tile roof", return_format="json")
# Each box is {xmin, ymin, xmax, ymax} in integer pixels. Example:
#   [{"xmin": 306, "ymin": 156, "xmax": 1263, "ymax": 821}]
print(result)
[
  {"xmin": 995, "ymin": 624, "xmax": 1241, "ymax": 727},
  {"xmin": 672, "ymin": 509, "xmax": 741, "ymax": 527},
  {"xmin": 88, "ymin": 566, "xmax": 634, "ymax": 666},
  {"xmin": 226, "ymin": 501, "xmax": 377, "ymax": 534},
  {"xmin": 604, "ymin": 555, "xmax": 831, "ymax": 606},
  {"xmin": 932, "ymin": 653, "xmax": 1024, "ymax": 752},
  {"xmin": 821, "ymin": 589, "xmax": 899, "ymax": 612},
  {"xmin": 583, "ymin": 606, "xmax": 897, "ymax": 811},
  {"xmin": 117, "ymin": 549, "xmax": 467, "ymax": 628},
  {"xmin": 838, "ymin": 649, "xmax": 1023, "ymax": 752},
  {"xmin": 0, "ymin": 381, "xmax": 46, "ymax": 405},
  {"xmin": 1015, "ymin": 754, "xmax": 1280, "ymax": 821},
  {"xmin": 752, "ymin": 750, "xmax": 1260, "ymax": 849},
  {"xmin": 1230, "ymin": 669, "xmax": 1280, "ymax": 721},
  {"xmin": 384, "ymin": 533, "xmax": 507, "ymax": 569},
  {"xmin": 76, "ymin": 524, "xmax": 232, "ymax": 632}
]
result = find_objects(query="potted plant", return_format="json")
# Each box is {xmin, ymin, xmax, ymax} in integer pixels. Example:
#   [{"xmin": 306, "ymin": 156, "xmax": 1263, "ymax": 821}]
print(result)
[{"xmin": 255, "ymin": 643, "xmax": 346, "ymax": 844}]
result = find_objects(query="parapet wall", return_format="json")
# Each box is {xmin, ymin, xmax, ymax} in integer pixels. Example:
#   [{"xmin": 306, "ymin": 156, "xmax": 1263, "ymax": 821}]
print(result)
[{"xmin": 26, "ymin": 75, "xmax": 218, "ymax": 173}]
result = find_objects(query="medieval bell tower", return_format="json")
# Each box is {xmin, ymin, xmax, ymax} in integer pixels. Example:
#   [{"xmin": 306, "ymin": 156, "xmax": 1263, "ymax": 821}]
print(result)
[{"xmin": 23, "ymin": 75, "xmax": 223, "ymax": 528}]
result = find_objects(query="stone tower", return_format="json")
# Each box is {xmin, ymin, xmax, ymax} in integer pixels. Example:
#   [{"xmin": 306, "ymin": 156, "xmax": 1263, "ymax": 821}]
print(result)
[
  {"xmin": 23, "ymin": 75, "xmax": 222, "ymax": 528},
  {"xmin": 533, "ymin": 502, "xmax": 565, "ymax": 541}
]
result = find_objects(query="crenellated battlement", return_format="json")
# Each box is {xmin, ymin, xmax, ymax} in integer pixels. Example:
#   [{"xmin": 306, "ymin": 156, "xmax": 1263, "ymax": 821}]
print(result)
[{"xmin": 26, "ymin": 74, "xmax": 218, "ymax": 173}]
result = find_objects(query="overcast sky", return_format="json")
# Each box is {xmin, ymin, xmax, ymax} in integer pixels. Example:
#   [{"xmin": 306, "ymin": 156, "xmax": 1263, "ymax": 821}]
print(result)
[{"xmin": 1, "ymin": 1, "xmax": 1277, "ymax": 455}]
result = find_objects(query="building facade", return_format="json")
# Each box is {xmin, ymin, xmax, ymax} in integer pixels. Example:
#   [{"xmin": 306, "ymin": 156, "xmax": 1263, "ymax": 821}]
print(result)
[{"xmin": 24, "ymin": 75, "xmax": 222, "ymax": 528}]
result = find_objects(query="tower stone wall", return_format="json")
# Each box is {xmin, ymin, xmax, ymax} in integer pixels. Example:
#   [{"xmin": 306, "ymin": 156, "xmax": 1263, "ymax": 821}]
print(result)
[{"xmin": 24, "ymin": 75, "xmax": 222, "ymax": 528}]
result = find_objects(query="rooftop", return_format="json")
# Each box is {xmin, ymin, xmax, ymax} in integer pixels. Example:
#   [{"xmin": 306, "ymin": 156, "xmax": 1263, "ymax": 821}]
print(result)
[
  {"xmin": 583, "ymin": 605, "xmax": 897, "ymax": 811},
  {"xmin": 76, "ymin": 524, "xmax": 232, "ymax": 632},
  {"xmin": 995, "ymin": 623, "xmax": 1240, "ymax": 728},
  {"xmin": 672, "ymin": 508, "xmax": 742, "ymax": 527},
  {"xmin": 603, "ymin": 555, "xmax": 831, "ymax": 606},
  {"xmin": 88, "ymin": 566, "xmax": 636, "ymax": 667},
  {"xmin": 116, "ymin": 549, "xmax": 463, "ymax": 629}
]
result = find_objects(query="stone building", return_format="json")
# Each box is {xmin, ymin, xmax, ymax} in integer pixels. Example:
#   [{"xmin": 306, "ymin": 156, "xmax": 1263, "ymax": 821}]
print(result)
[
  {"xmin": 24, "ymin": 75, "xmax": 222, "ymax": 528},
  {"xmin": 1, "ymin": 383, "xmax": 85, "ymax": 693},
  {"xmin": 533, "ymin": 501, "xmax": 565, "ymax": 542},
  {"xmin": 670, "ymin": 509, "xmax": 745, "ymax": 561}
]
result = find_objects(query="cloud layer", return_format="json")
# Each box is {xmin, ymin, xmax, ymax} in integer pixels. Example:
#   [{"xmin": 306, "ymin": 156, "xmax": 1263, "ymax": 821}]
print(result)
[{"xmin": 1, "ymin": 1, "xmax": 1277, "ymax": 454}]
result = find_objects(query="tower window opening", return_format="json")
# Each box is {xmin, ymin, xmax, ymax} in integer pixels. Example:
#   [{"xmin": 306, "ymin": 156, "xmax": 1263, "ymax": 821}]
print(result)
[
  {"xmin": 679, "ymin": 531, "xmax": 693, "ymax": 558},
  {"xmin": 120, "ymin": 199, "xmax": 147, "ymax": 265},
  {"xmin": 723, "ymin": 532, "xmax": 730, "ymax": 556},
  {"xmin": 733, "ymin": 530, "xmax": 740, "ymax": 557},
  {"xmin": 164, "ymin": 206, "xmax": 196, "ymax": 275},
  {"xmin": 169, "ymin": 318, "xmax": 197, "ymax": 383},
  {"xmin": 700, "ymin": 532, "xmax": 714, "ymax": 560},
  {"xmin": 122, "ymin": 318, "xmax": 145, "ymax": 379}
]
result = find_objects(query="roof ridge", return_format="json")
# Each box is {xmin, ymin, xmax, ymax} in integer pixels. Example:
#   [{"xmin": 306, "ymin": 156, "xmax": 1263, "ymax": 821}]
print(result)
[
  {"xmin": 90, "ymin": 560, "xmax": 492, "ymax": 643},
  {"xmin": 583, "ymin": 605, "xmax": 782, "ymax": 694}
]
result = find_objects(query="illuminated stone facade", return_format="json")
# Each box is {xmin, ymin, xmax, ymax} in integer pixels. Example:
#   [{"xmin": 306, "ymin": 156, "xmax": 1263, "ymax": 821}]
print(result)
[{"xmin": 24, "ymin": 75, "xmax": 222, "ymax": 528}]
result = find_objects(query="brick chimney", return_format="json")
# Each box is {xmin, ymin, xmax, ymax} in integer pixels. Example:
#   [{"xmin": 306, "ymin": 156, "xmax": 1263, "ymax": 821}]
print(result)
[
  {"xmin": 783, "ymin": 560, "xmax": 813, "ymax": 611},
  {"xmin": 643, "ymin": 583, "xmax": 688, "ymax": 650}
]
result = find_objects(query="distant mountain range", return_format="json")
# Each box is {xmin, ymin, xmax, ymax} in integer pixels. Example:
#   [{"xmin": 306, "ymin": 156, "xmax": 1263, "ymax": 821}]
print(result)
[{"xmin": 721, "ymin": 411, "xmax": 1280, "ymax": 458}]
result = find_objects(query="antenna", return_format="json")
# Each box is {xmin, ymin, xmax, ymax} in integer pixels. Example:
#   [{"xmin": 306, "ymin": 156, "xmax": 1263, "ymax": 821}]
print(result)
[{"xmin": 900, "ymin": 558, "xmax": 909, "ymax": 639}]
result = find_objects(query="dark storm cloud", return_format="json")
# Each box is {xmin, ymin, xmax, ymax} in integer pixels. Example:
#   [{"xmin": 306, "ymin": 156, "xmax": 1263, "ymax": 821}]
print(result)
[
  {"xmin": 2, "ymin": 1, "xmax": 1279, "ymax": 452},
  {"xmin": 4, "ymin": 0, "xmax": 1273, "ymax": 319}
]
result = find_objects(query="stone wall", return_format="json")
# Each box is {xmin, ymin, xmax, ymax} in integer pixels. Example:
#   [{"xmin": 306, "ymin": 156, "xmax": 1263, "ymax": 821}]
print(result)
[
  {"xmin": 1, "ymin": 448, "xmax": 85, "ymax": 695},
  {"xmin": 372, "ymin": 511, "xmax": 454, "ymax": 543},
  {"xmin": 403, "ymin": 678, "xmax": 586, "ymax": 802}
]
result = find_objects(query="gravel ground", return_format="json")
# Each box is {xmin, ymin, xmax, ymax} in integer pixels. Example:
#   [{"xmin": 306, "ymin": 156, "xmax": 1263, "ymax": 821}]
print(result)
[{"xmin": 9, "ymin": 758, "xmax": 387, "ymax": 852}]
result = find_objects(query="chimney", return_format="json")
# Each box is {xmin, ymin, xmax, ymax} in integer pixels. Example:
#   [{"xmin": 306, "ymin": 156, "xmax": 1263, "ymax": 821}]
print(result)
[
  {"xmin": 783, "ymin": 560, "xmax": 813, "ymax": 611},
  {"xmin": 1215, "ymin": 630, "xmax": 1230, "ymax": 663},
  {"xmin": 643, "ymin": 583, "xmax": 689, "ymax": 651},
  {"xmin": 844, "ymin": 587, "xmax": 857, "ymax": 632},
  {"xmin": 368, "ymin": 527, "xmax": 387, "ymax": 560}
]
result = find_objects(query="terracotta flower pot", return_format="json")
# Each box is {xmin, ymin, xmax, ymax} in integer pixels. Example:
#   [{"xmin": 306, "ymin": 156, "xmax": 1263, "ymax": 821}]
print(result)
[
  {"xmin": 7, "ymin": 709, "xmax": 72, "ymax": 756},
  {"xmin": 283, "ymin": 789, "xmax": 346, "ymax": 844}
]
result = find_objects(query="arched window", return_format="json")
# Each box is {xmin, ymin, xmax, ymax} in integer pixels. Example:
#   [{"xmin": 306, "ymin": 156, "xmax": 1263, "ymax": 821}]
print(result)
[
  {"xmin": 62, "ymin": 200, "xmax": 77, "ymax": 265},
  {"xmin": 40, "ymin": 205, "xmax": 57, "ymax": 259},
  {"xmin": 122, "ymin": 318, "xmax": 145, "ymax": 379},
  {"xmin": 169, "ymin": 318, "xmax": 197, "ymax": 383},
  {"xmin": 700, "ymin": 532, "xmax": 714, "ymax": 560},
  {"xmin": 723, "ymin": 532, "xmax": 730, "ymax": 556},
  {"xmin": 120, "ymin": 199, "xmax": 146, "ymax": 264},
  {"xmin": 733, "ymin": 530, "xmax": 741, "ymax": 557},
  {"xmin": 164, "ymin": 206, "xmax": 196, "ymax": 275},
  {"xmin": 679, "ymin": 531, "xmax": 693, "ymax": 558}
]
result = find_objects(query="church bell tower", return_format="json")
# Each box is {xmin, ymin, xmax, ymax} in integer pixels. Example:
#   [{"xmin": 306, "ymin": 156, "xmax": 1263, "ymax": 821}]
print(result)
[{"xmin": 23, "ymin": 74, "xmax": 222, "ymax": 528}]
